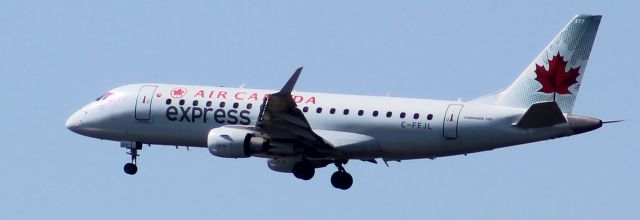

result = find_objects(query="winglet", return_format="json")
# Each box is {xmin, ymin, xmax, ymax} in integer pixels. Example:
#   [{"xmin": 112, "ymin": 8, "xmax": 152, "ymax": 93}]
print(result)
[{"xmin": 278, "ymin": 67, "xmax": 303, "ymax": 95}]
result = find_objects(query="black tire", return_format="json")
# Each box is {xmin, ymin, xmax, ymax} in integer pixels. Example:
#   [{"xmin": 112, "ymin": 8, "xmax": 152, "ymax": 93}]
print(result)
[
  {"xmin": 331, "ymin": 171, "xmax": 353, "ymax": 190},
  {"xmin": 124, "ymin": 163, "xmax": 138, "ymax": 175},
  {"xmin": 292, "ymin": 161, "xmax": 315, "ymax": 180}
]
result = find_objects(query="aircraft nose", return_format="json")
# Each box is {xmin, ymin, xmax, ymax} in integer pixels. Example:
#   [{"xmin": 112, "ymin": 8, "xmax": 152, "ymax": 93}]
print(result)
[{"xmin": 65, "ymin": 110, "xmax": 86, "ymax": 134}]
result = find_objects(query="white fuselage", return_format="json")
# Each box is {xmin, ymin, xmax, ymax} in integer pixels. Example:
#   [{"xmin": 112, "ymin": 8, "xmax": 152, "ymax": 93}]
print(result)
[{"xmin": 66, "ymin": 83, "xmax": 576, "ymax": 161}]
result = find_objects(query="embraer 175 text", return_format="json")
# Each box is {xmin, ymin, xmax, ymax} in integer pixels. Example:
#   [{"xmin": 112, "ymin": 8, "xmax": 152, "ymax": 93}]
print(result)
[{"xmin": 67, "ymin": 15, "xmax": 615, "ymax": 190}]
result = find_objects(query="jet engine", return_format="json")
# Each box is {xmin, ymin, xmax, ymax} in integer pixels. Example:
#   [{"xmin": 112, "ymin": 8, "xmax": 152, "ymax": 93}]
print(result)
[{"xmin": 207, "ymin": 127, "xmax": 267, "ymax": 158}]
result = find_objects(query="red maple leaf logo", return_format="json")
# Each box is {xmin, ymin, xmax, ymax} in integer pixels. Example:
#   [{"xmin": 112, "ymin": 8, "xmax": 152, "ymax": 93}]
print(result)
[
  {"xmin": 171, "ymin": 88, "xmax": 186, "ymax": 98},
  {"xmin": 534, "ymin": 52, "xmax": 580, "ymax": 95}
]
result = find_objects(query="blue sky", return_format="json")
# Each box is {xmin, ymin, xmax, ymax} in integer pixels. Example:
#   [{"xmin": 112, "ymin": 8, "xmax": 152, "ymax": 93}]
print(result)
[{"xmin": 1, "ymin": 1, "xmax": 638, "ymax": 219}]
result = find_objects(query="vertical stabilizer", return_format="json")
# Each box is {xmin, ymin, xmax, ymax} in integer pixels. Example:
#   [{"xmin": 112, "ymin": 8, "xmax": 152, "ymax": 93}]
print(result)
[{"xmin": 473, "ymin": 15, "xmax": 601, "ymax": 113}]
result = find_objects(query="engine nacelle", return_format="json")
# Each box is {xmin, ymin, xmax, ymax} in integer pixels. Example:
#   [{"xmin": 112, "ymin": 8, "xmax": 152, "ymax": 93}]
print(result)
[{"xmin": 207, "ymin": 127, "xmax": 267, "ymax": 158}]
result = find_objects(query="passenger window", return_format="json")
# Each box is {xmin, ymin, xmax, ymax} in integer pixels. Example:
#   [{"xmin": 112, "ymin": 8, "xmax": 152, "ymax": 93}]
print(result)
[
  {"xmin": 330, "ymin": 108, "xmax": 336, "ymax": 114},
  {"xmin": 206, "ymin": 101, "xmax": 212, "ymax": 107},
  {"xmin": 400, "ymin": 112, "xmax": 406, "ymax": 118},
  {"xmin": 316, "ymin": 107, "xmax": 323, "ymax": 113},
  {"xmin": 373, "ymin": 111, "xmax": 379, "ymax": 117},
  {"xmin": 179, "ymin": 99, "xmax": 185, "ymax": 105},
  {"xmin": 219, "ymin": 102, "xmax": 225, "ymax": 108},
  {"xmin": 427, "ymin": 114, "xmax": 433, "ymax": 120},
  {"xmin": 165, "ymin": 99, "xmax": 172, "ymax": 105},
  {"xmin": 193, "ymin": 100, "xmax": 199, "ymax": 106},
  {"xmin": 413, "ymin": 113, "xmax": 419, "ymax": 119},
  {"xmin": 343, "ymin": 109, "xmax": 349, "ymax": 115},
  {"xmin": 303, "ymin": 106, "xmax": 309, "ymax": 112},
  {"xmin": 386, "ymin": 112, "xmax": 392, "ymax": 118},
  {"xmin": 358, "ymin": 110, "xmax": 364, "ymax": 116},
  {"xmin": 247, "ymin": 103, "xmax": 253, "ymax": 109}
]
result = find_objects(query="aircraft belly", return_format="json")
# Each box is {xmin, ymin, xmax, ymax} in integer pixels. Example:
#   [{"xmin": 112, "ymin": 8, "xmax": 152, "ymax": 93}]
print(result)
[{"xmin": 368, "ymin": 129, "xmax": 440, "ymax": 160}]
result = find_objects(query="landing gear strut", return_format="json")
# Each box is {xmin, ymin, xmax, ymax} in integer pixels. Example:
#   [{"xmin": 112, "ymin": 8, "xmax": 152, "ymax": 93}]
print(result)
[
  {"xmin": 331, "ymin": 160, "xmax": 353, "ymax": 190},
  {"xmin": 292, "ymin": 160, "xmax": 315, "ymax": 180},
  {"xmin": 124, "ymin": 148, "xmax": 138, "ymax": 175},
  {"xmin": 122, "ymin": 141, "xmax": 142, "ymax": 175}
]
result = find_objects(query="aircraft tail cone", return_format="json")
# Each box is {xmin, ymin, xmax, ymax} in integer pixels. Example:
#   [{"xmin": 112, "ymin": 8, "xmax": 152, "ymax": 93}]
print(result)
[{"xmin": 567, "ymin": 115, "xmax": 602, "ymax": 135}]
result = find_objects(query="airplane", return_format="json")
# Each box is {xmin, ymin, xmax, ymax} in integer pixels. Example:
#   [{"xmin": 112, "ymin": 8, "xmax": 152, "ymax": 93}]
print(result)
[{"xmin": 66, "ymin": 14, "xmax": 613, "ymax": 190}]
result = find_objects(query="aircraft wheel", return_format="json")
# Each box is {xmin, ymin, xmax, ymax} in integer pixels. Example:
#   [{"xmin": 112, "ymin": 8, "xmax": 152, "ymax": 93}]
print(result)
[
  {"xmin": 292, "ymin": 161, "xmax": 315, "ymax": 180},
  {"xmin": 124, "ymin": 163, "xmax": 138, "ymax": 175},
  {"xmin": 331, "ymin": 171, "xmax": 353, "ymax": 190}
]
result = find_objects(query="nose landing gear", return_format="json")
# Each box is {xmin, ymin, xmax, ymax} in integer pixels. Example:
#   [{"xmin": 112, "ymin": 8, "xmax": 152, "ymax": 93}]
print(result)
[
  {"xmin": 121, "ymin": 141, "xmax": 142, "ymax": 175},
  {"xmin": 124, "ymin": 148, "xmax": 138, "ymax": 175}
]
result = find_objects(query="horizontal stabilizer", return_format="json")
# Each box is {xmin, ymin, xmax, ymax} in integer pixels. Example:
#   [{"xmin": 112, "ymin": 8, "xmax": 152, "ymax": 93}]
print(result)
[{"xmin": 513, "ymin": 101, "xmax": 567, "ymax": 128}]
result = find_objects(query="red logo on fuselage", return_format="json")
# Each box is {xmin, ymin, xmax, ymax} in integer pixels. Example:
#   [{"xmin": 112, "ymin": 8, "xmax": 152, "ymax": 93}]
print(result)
[{"xmin": 171, "ymin": 88, "xmax": 187, "ymax": 98}]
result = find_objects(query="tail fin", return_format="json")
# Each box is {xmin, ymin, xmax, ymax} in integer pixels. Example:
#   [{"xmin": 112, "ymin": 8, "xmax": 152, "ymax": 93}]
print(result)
[{"xmin": 473, "ymin": 14, "xmax": 601, "ymax": 113}]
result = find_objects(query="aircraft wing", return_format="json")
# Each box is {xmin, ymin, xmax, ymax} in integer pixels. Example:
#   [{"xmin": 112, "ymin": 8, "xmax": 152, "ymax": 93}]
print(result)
[{"xmin": 256, "ymin": 67, "xmax": 337, "ymax": 158}]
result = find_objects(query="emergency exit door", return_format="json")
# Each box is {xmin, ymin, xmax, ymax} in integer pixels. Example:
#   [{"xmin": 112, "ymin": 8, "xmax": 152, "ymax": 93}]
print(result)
[
  {"xmin": 443, "ymin": 104, "xmax": 463, "ymax": 139},
  {"xmin": 135, "ymin": 85, "xmax": 157, "ymax": 120}
]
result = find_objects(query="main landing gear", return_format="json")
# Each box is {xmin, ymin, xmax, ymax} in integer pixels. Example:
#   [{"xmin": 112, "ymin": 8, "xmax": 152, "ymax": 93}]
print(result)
[
  {"xmin": 121, "ymin": 141, "xmax": 142, "ymax": 175},
  {"xmin": 331, "ymin": 160, "xmax": 353, "ymax": 190},
  {"xmin": 291, "ymin": 159, "xmax": 353, "ymax": 190},
  {"xmin": 292, "ymin": 160, "xmax": 315, "ymax": 180}
]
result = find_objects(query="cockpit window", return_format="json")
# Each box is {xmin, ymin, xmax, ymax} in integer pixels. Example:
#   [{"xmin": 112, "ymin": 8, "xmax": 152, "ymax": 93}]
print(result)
[{"xmin": 95, "ymin": 92, "xmax": 113, "ymax": 101}]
